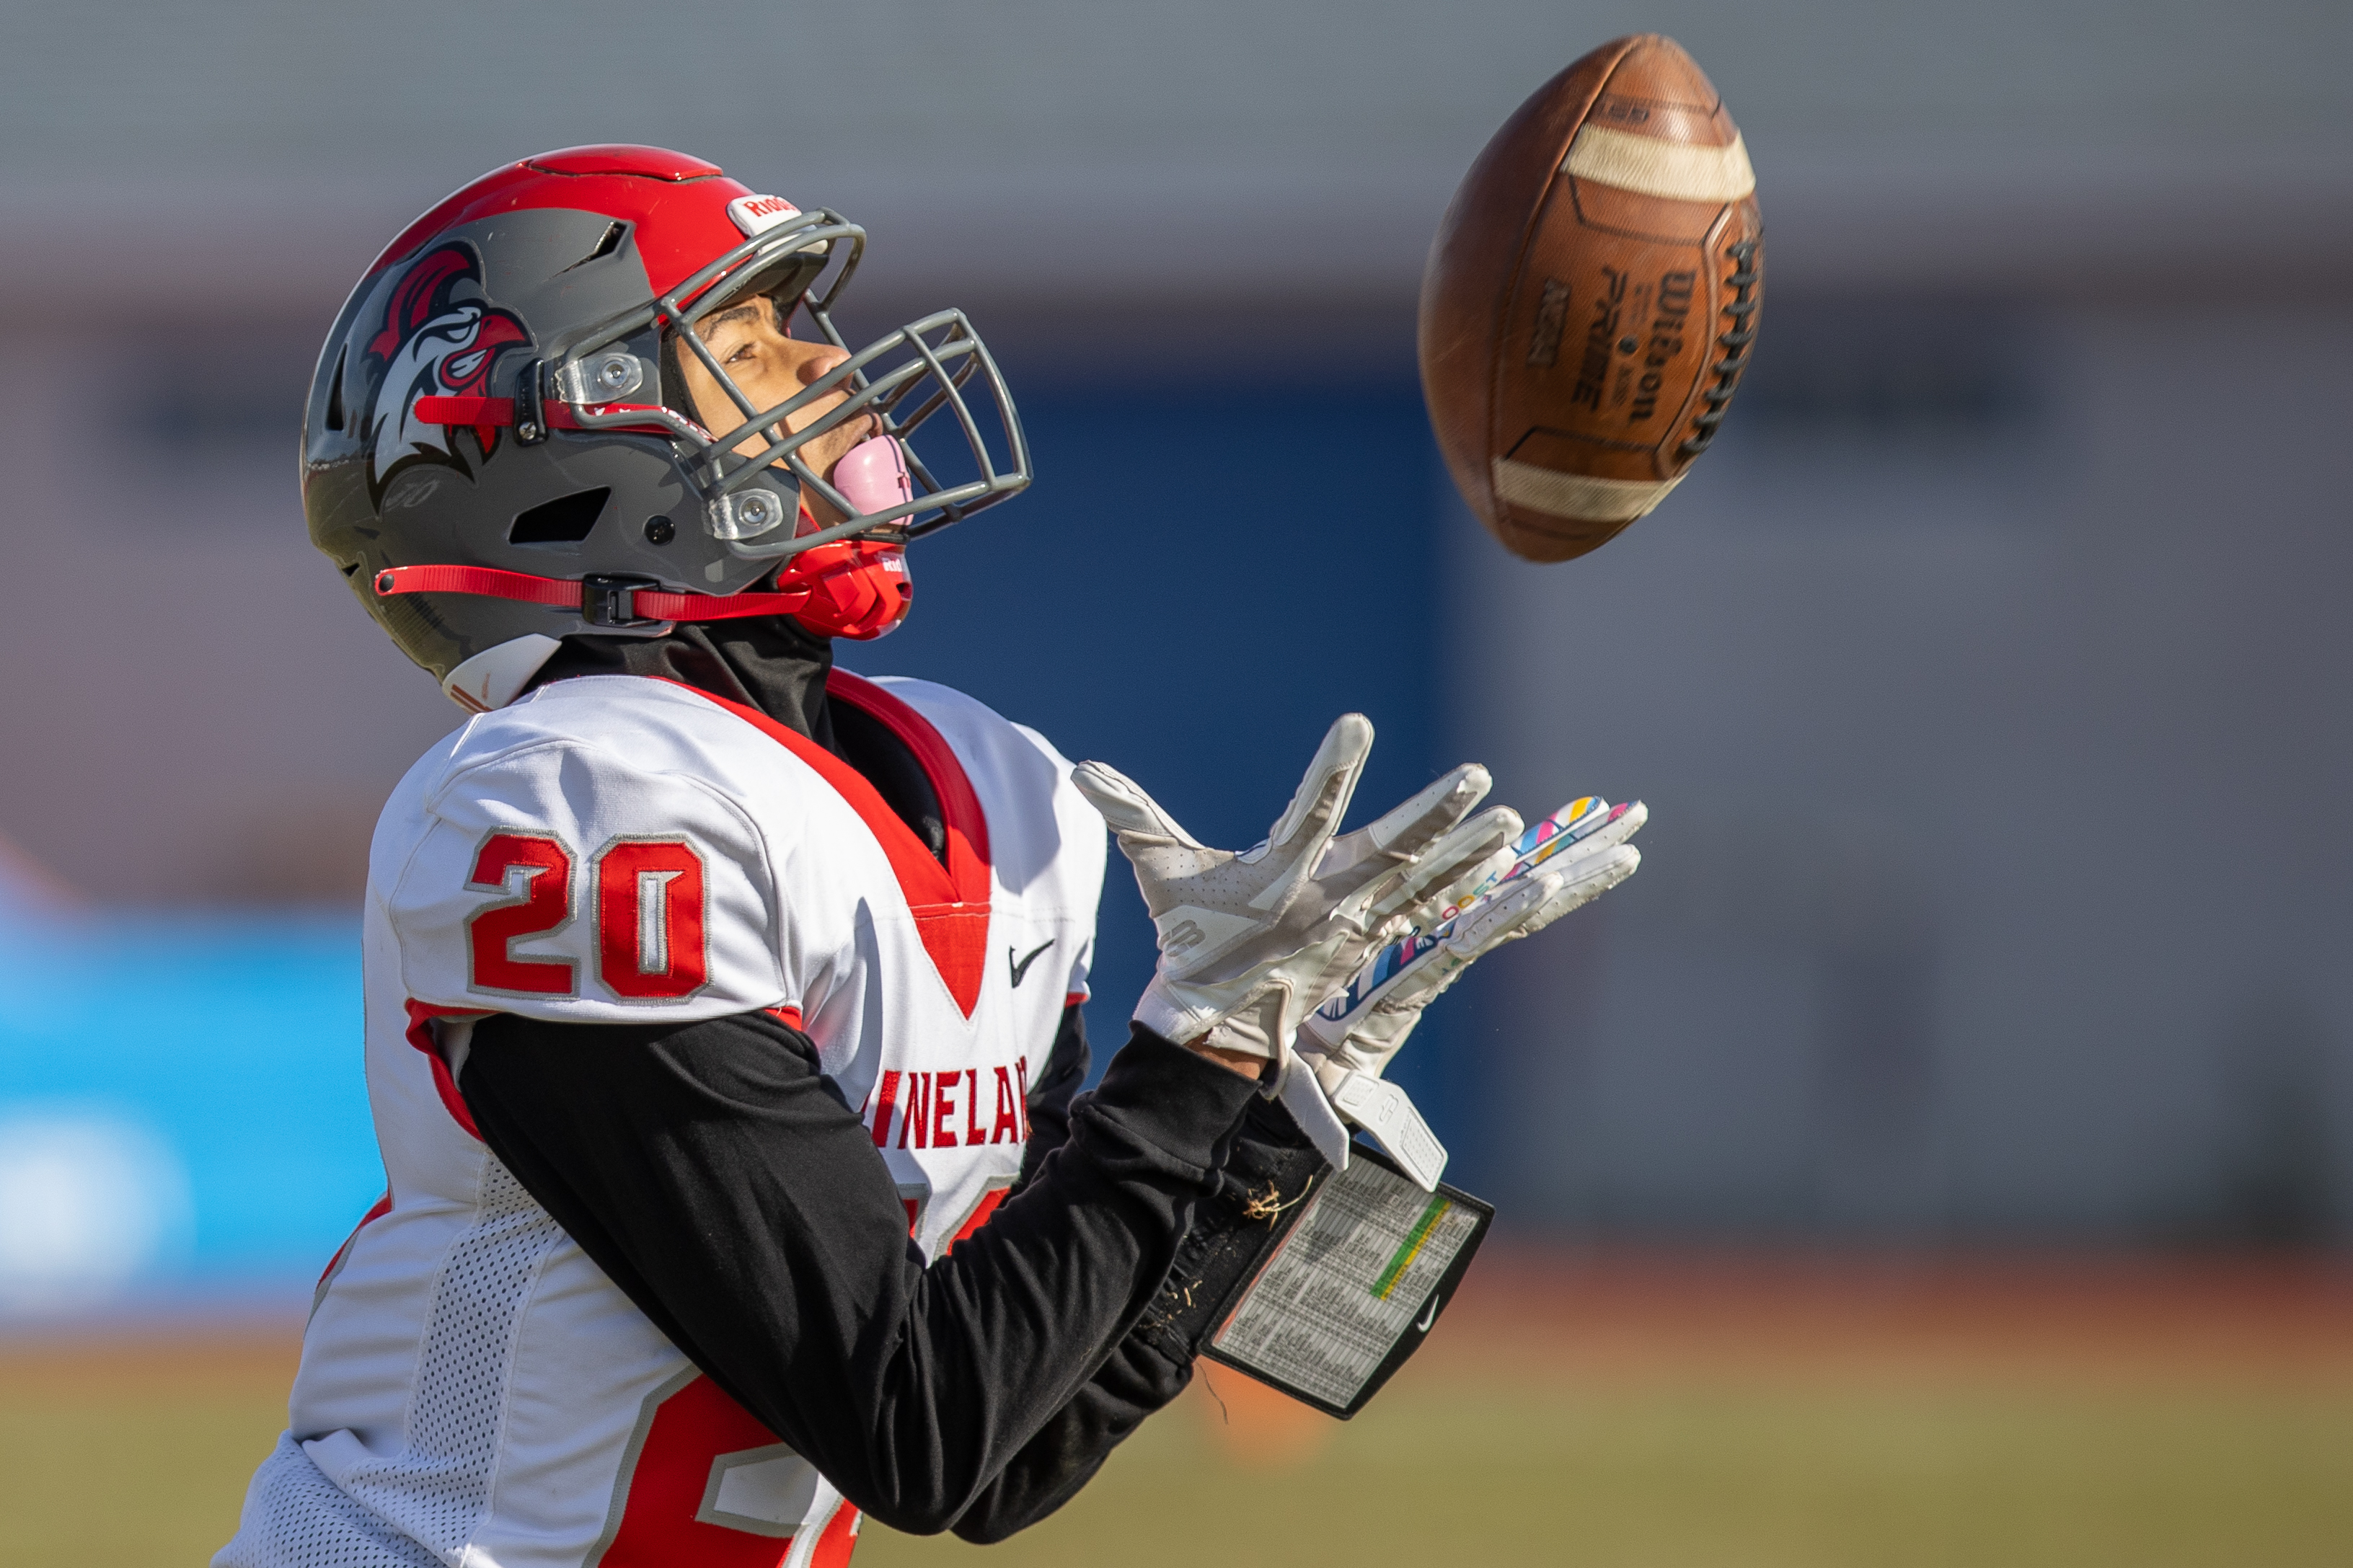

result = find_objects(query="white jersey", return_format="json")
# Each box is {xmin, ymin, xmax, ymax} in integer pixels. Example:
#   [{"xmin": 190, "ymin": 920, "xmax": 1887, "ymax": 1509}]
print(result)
[{"xmin": 218, "ymin": 672, "xmax": 1104, "ymax": 1568}]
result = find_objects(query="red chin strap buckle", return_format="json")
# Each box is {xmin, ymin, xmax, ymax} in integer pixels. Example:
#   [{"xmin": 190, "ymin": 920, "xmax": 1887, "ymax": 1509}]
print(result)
[{"xmin": 372, "ymin": 564, "xmax": 812, "ymax": 626}]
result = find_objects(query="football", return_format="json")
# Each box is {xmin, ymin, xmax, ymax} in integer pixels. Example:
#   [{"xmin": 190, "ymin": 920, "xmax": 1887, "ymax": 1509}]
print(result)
[{"xmin": 1420, "ymin": 35, "xmax": 1763, "ymax": 562}]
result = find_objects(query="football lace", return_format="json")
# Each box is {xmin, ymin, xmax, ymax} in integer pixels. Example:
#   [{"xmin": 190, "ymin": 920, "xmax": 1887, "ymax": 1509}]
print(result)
[{"xmin": 1678, "ymin": 236, "xmax": 1760, "ymax": 458}]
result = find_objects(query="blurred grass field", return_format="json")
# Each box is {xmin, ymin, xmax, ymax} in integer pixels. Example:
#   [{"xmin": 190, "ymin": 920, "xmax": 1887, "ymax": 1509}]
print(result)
[{"xmin": 5, "ymin": 1252, "xmax": 2347, "ymax": 1568}]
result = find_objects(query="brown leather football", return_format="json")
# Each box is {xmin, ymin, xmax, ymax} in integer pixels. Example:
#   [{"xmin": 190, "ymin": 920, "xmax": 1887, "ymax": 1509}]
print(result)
[{"xmin": 1420, "ymin": 35, "xmax": 1762, "ymax": 562}]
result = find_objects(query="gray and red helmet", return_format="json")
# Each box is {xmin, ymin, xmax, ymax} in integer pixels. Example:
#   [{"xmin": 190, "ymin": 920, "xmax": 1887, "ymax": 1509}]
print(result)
[{"xmin": 302, "ymin": 144, "xmax": 1029, "ymax": 711}]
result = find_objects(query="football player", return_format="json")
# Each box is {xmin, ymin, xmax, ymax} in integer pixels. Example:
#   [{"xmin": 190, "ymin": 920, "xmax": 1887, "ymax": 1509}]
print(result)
[{"xmin": 216, "ymin": 144, "xmax": 1639, "ymax": 1568}]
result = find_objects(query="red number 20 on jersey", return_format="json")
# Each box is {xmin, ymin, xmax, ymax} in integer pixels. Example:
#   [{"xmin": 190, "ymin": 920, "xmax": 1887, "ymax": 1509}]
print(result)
[{"xmin": 466, "ymin": 832, "xmax": 710, "ymax": 1001}]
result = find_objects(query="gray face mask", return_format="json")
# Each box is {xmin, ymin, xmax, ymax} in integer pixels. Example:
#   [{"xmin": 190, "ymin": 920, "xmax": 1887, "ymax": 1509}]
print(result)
[
  {"xmin": 656, "ymin": 285, "xmax": 919, "ymax": 551},
  {"xmin": 587, "ymin": 210, "xmax": 1023, "ymax": 563}
]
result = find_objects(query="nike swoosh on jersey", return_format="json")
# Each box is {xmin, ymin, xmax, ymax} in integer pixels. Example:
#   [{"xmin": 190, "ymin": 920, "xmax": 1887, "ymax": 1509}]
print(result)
[
  {"xmin": 1415, "ymin": 1294, "xmax": 1441, "ymax": 1333},
  {"xmin": 1008, "ymin": 939, "xmax": 1054, "ymax": 988}
]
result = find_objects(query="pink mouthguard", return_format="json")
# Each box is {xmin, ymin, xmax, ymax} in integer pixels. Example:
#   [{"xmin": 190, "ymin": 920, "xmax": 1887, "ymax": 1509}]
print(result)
[{"xmin": 832, "ymin": 434, "xmax": 912, "ymax": 518}]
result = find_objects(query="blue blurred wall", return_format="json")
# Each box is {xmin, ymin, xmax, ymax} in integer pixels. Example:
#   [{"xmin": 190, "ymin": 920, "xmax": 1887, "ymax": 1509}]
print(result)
[{"xmin": 0, "ymin": 912, "xmax": 379, "ymax": 1303}]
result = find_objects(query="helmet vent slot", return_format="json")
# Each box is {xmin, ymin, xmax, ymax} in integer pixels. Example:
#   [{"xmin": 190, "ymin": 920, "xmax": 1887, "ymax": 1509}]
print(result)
[
  {"xmin": 324, "ymin": 344, "xmax": 347, "ymax": 432},
  {"xmin": 509, "ymin": 487, "xmax": 611, "ymax": 547},
  {"xmin": 561, "ymin": 222, "xmax": 629, "ymax": 274}
]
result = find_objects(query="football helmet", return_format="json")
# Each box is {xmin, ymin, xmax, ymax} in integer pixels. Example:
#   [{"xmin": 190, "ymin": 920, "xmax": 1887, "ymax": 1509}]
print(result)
[{"xmin": 302, "ymin": 145, "xmax": 1029, "ymax": 710}]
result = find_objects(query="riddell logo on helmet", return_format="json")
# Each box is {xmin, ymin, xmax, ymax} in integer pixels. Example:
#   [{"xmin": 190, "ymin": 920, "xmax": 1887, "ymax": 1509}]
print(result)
[
  {"xmin": 363, "ymin": 240, "xmax": 532, "ymax": 500},
  {"xmin": 726, "ymin": 194, "xmax": 799, "ymax": 235}
]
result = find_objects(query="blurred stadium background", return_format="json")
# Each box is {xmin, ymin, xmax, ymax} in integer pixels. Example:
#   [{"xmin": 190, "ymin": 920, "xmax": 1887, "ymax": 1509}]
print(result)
[{"xmin": 1, "ymin": 0, "xmax": 2349, "ymax": 1560}]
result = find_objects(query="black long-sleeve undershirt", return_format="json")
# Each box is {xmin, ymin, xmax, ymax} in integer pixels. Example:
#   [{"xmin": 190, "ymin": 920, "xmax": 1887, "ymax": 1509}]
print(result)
[{"xmin": 458, "ymin": 1008, "xmax": 1268, "ymax": 1538}]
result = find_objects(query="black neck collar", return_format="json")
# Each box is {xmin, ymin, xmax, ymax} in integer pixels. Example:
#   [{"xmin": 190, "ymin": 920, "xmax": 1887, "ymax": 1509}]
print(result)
[{"xmin": 526, "ymin": 617, "xmax": 838, "ymax": 749}]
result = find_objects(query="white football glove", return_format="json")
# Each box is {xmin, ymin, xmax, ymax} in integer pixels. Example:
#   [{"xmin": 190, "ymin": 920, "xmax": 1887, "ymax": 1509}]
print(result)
[
  {"xmin": 1070, "ymin": 715, "xmax": 1519, "ymax": 1089},
  {"xmin": 1299, "ymin": 795, "xmax": 1648, "ymax": 1189}
]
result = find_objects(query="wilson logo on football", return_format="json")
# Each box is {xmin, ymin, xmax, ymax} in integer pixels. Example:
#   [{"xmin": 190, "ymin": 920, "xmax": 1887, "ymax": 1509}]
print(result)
[{"xmin": 363, "ymin": 239, "xmax": 531, "ymax": 500}]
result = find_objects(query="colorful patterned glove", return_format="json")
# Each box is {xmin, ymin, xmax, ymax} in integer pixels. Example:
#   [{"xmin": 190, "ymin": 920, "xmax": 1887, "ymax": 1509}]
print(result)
[{"xmin": 1297, "ymin": 796, "xmax": 1648, "ymax": 1187}]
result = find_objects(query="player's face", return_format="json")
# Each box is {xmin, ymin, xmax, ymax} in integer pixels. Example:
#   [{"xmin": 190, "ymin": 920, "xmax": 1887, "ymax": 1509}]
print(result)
[{"xmin": 676, "ymin": 295, "xmax": 878, "ymax": 525}]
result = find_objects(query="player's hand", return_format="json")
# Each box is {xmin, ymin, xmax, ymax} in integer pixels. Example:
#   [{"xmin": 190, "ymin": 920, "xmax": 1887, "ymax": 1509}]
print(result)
[
  {"xmin": 1299, "ymin": 797, "xmax": 1647, "ymax": 1188},
  {"xmin": 1071, "ymin": 714, "xmax": 1517, "ymax": 1071}
]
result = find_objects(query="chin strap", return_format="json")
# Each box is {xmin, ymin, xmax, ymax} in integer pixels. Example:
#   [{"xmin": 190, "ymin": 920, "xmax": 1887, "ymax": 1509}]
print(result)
[{"xmin": 373, "ymin": 564, "xmax": 811, "ymax": 628}]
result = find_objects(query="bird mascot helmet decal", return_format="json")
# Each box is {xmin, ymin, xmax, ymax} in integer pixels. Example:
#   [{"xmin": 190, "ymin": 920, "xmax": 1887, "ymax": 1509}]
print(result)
[{"xmin": 363, "ymin": 240, "xmax": 531, "ymax": 499}]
